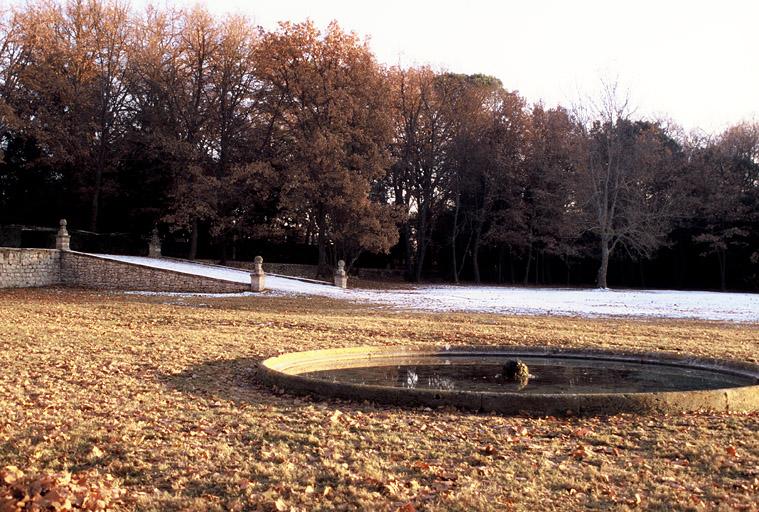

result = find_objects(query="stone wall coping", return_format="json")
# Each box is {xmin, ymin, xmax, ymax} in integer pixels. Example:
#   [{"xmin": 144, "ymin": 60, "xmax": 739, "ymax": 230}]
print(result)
[{"xmin": 0, "ymin": 247, "xmax": 59, "ymax": 253}]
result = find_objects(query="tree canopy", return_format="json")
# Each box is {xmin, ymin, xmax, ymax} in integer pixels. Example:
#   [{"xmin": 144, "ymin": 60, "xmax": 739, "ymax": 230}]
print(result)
[{"xmin": 1, "ymin": 0, "xmax": 757, "ymax": 290}]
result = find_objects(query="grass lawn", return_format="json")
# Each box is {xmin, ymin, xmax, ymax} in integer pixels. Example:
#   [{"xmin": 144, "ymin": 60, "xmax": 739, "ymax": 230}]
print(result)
[{"xmin": 0, "ymin": 288, "xmax": 757, "ymax": 511}]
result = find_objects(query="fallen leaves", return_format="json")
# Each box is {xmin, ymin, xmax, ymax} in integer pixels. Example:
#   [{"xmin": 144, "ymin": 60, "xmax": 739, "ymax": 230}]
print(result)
[
  {"xmin": 479, "ymin": 444, "xmax": 497, "ymax": 456},
  {"xmin": 1, "ymin": 467, "xmax": 23, "ymax": 485},
  {"xmin": 329, "ymin": 409, "xmax": 344, "ymax": 425},
  {"xmin": 572, "ymin": 444, "xmax": 590, "ymax": 460},
  {"xmin": 0, "ymin": 289, "xmax": 757, "ymax": 511},
  {"xmin": 572, "ymin": 427, "xmax": 592, "ymax": 438},
  {"xmin": 411, "ymin": 461, "xmax": 430, "ymax": 472},
  {"xmin": 0, "ymin": 466, "xmax": 123, "ymax": 511}
]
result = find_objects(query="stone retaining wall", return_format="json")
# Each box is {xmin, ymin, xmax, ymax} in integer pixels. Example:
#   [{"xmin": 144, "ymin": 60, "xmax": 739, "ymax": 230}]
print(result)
[
  {"xmin": 60, "ymin": 252, "xmax": 248, "ymax": 293},
  {"xmin": 207, "ymin": 260, "xmax": 319, "ymax": 280},
  {"xmin": 0, "ymin": 248, "xmax": 60, "ymax": 289}
]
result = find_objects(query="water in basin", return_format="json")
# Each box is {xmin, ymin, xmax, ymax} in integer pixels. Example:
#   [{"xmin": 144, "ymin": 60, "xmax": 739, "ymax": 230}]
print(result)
[{"xmin": 301, "ymin": 355, "xmax": 755, "ymax": 394}]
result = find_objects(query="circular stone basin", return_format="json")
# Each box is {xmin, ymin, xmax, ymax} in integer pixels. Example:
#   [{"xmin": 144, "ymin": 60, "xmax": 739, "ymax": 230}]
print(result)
[{"xmin": 259, "ymin": 346, "xmax": 759, "ymax": 415}]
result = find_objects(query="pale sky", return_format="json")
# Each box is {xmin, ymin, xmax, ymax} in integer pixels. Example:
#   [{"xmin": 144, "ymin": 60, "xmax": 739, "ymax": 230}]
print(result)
[
  {"xmin": 218, "ymin": 0, "xmax": 758, "ymax": 134},
  {"xmin": 16, "ymin": 0, "xmax": 759, "ymax": 133}
]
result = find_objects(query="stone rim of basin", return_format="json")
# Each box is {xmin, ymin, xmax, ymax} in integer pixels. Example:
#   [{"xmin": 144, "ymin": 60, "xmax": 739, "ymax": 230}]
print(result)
[{"xmin": 258, "ymin": 346, "xmax": 759, "ymax": 416}]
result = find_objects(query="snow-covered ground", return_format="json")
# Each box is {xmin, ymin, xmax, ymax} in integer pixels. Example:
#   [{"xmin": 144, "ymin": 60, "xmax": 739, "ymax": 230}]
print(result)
[
  {"xmin": 366, "ymin": 286, "xmax": 759, "ymax": 323},
  {"xmin": 96, "ymin": 254, "xmax": 759, "ymax": 323}
]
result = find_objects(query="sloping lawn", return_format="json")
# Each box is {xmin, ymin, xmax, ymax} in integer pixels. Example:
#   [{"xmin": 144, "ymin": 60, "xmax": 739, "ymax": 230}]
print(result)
[{"xmin": 1, "ymin": 289, "xmax": 757, "ymax": 511}]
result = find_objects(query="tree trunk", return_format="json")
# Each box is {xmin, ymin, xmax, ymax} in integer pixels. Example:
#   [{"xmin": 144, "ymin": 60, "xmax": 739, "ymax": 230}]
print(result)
[
  {"xmin": 597, "ymin": 239, "xmax": 610, "ymax": 288},
  {"xmin": 414, "ymin": 241, "xmax": 427, "ymax": 283},
  {"xmin": 509, "ymin": 246, "xmax": 515, "ymax": 284},
  {"xmin": 189, "ymin": 219, "xmax": 199, "ymax": 260},
  {"xmin": 402, "ymin": 223, "xmax": 413, "ymax": 281},
  {"xmin": 523, "ymin": 242, "xmax": 533, "ymax": 285},
  {"xmin": 451, "ymin": 192, "xmax": 460, "ymax": 284},
  {"xmin": 317, "ymin": 223, "xmax": 328, "ymax": 278},
  {"xmin": 471, "ymin": 214, "xmax": 484, "ymax": 284},
  {"xmin": 395, "ymin": 186, "xmax": 413, "ymax": 281},
  {"xmin": 497, "ymin": 245, "xmax": 504, "ymax": 284},
  {"xmin": 718, "ymin": 250, "xmax": 727, "ymax": 291},
  {"xmin": 638, "ymin": 261, "xmax": 646, "ymax": 288},
  {"xmin": 304, "ymin": 219, "xmax": 313, "ymax": 245},
  {"xmin": 413, "ymin": 204, "xmax": 429, "ymax": 282},
  {"xmin": 219, "ymin": 239, "xmax": 227, "ymax": 265},
  {"xmin": 472, "ymin": 237, "xmax": 481, "ymax": 284},
  {"xmin": 90, "ymin": 165, "xmax": 103, "ymax": 232}
]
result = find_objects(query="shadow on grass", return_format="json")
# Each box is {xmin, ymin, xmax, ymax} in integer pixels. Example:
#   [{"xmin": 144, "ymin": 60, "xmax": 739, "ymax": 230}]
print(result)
[
  {"xmin": 158, "ymin": 357, "xmax": 269, "ymax": 405},
  {"xmin": 158, "ymin": 355, "xmax": 395, "ymax": 419}
]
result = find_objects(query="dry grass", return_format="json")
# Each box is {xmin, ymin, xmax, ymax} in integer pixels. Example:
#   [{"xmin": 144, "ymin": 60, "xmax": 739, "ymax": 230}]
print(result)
[{"xmin": 0, "ymin": 288, "xmax": 757, "ymax": 511}]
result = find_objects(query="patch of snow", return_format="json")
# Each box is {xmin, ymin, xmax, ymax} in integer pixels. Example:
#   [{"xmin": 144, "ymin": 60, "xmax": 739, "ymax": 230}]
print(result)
[{"xmin": 94, "ymin": 254, "xmax": 759, "ymax": 323}]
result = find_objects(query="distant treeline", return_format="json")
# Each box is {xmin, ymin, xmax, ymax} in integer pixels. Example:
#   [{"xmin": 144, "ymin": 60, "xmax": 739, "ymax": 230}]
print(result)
[{"xmin": 0, "ymin": 1, "xmax": 757, "ymax": 289}]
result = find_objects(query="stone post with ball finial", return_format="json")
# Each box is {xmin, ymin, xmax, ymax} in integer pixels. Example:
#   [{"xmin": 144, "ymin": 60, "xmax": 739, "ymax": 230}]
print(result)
[
  {"xmin": 250, "ymin": 255, "xmax": 266, "ymax": 292},
  {"xmin": 148, "ymin": 227, "xmax": 162, "ymax": 258},
  {"xmin": 334, "ymin": 259, "xmax": 347, "ymax": 289},
  {"xmin": 56, "ymin": 219, "xmax": 70, "ymax": 251}
]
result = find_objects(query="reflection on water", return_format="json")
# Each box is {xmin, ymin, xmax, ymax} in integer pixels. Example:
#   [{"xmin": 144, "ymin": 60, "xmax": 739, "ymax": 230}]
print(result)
[
  {"xmin": 405, "ymin": 369, "xmax": 418, "ymax": 389},
  {"xmin": 399, "ymin": 370, "xmax": 457, "ymax": 390},
  {"xmin": 302, "ymin": 356, "xmax": 754, "ymax": 394},
  {"xmin": 426, "ymin": 374, "xmax": 456, "ymax": 390}
]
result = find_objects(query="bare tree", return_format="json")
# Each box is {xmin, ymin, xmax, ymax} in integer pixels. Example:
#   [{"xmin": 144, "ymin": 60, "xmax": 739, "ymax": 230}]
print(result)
[{"xmin": 574, "ymin": 81, "xmax": 681, "ymax": 288}]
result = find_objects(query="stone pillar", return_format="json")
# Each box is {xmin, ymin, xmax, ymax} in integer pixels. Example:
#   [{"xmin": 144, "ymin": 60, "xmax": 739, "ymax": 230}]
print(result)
[
  {"xmin": 334, "ymin": 259, "xmax": 347, "ymax": 289},
  {"xmin": 55, "ymin": 219, "xmax": 70, "ymax": 251},
  {"xmin": 148, "ymin": 227, "xmax": 162, "ymax": 258},
  {"xmin": 250, "ymin": 255, "xmax": 266, "ymax": 292}
]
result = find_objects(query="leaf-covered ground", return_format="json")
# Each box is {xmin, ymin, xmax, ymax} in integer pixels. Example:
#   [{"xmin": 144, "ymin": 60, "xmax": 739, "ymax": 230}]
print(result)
[{"xmin": 0, "ymin": 288, "xmax": 757, "ymax": 511}]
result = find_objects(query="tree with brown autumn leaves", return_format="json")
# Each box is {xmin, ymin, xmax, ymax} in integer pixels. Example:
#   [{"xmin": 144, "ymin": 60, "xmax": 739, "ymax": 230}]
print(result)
[{"xmin": 256, "ymin": 21, "xmax": 399, "ymax": 274}]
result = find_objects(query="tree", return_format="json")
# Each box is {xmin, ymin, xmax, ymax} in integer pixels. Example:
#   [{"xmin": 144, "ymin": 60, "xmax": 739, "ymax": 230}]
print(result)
[
  {"xmin": 10, "ymin": 0, "xmax": 133, "ymax": 230},
  {"xmin": 205, "ymin": 15, "xmax": 264, "ymax": 262},
  {"xmin": 0, "ymin": 8, "xmax": 24, "ymax": 138},
  {"xmin": 449, "ymin": 81, "xmax": 528, "ymax": 283},
  {"xmin": 686, "ymin": 123, "xmax": 759, "ymax": 289},
  {"xmin": 256, "ymin": 21, "xmax": 398, "ymax": 274},
  {"xmin": 512, "ymin": 105, "xmax": 578, "ymax": 284},
  {"xmin": 387, "ymin": 67, "xmax": 458, "ymax": 281},
  {"xmin": 1, "ymin": 0, "xmax": 756, "ymax": 291},
  {"xmin": 130, "ymin": 6, "xmax": 219, "ymax": 258},
  {"xmin": 0, "ymin": 9, "xmax": 27, "ymax": 217},
  {"xmin": 574, "ymin": 82, "xmax": 681, "ymax": 288}
]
